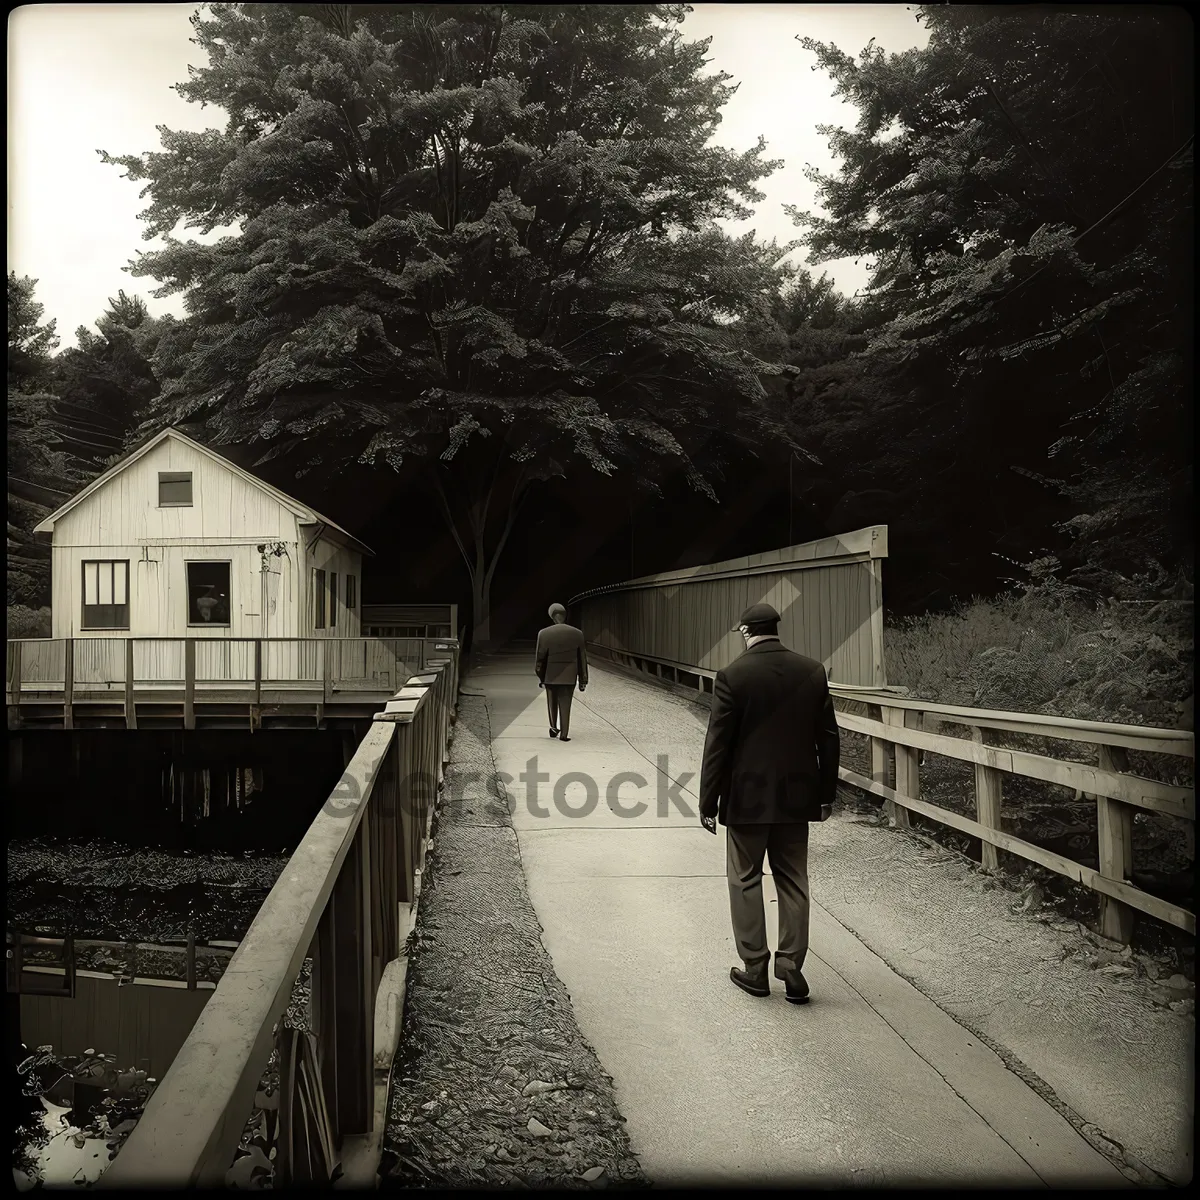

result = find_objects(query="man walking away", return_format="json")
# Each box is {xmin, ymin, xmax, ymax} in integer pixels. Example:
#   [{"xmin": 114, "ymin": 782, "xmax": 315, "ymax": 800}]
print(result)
[
  {"xmin": 698, "ymin": 602, "xmax": 840, "ymax": 1004},
  {"xmin": 535, "ymin": 603, "xmax": 588, "ymax": 741}
]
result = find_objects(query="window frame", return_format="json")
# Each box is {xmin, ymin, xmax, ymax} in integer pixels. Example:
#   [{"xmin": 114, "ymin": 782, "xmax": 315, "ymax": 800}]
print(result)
[
  {"xmin": 329, "ymin": 571, "xmax": 338, "ymax": 629},
  {"xmin": 158, "ymin": 471, "xmax": 194, "ymax": 507},
  {"xmin": 80, "ymin": 560, "xmax": 131, "ymax": 630},
  {"xmin": 312, "ymin": 568, "xmax": 326, "ymax": 630},
  {"xmin": 185, "ymin": 559, "xmax": 233, "ymax": 628},
  {"xmin": 346, "ymin": 574, "xmax": 357, "ymax": 613}
]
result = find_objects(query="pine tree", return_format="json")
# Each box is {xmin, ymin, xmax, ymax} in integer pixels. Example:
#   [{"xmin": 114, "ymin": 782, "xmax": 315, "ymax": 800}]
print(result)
[
  {"xmin": 100, "ymin": 3, "xmax": 801, "ymax": 642},
  {"xmin": 786, "ymin": 5, "xmax": 1192, "ymax": 596}
]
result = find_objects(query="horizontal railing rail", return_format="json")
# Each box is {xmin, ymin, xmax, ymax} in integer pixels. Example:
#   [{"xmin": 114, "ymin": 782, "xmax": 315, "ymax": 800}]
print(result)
[
  {"xmin": 6, "ymin": 636, "xmax": 460, "ymax": 726},
  {"xmin": 588, "ymin": 641, "xmax": 1195, "ymax": 944},
  {"xmin": 97, "ymin": 644, "xmax": 459, "ymax": 1188}
]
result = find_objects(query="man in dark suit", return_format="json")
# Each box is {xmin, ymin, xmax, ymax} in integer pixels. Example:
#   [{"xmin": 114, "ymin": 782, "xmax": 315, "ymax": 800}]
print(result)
[
  {"xmin": 699, "ymin": 602, "xmax": 840, "ymax": 1004},
  {"xmin": 535, "ymin": 603, "xmax": 589, "ymax": 741}
]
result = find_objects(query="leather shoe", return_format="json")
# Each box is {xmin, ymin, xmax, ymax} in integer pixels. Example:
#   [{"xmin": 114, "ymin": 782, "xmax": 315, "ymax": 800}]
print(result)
[
  {"xmin": 549, "ymin": 727, "xmax": 559, "ymax": 738},
  {"xmin": 729, "ymin": 963, "xmax": 770, "ymax": 997},
  {"xmin": 559, "ymin": 734, "xmax": 571, "ymax": 742},
  {"xmin": 775, "ymin": 960, "xmax": 810, "ymax": 1004}
]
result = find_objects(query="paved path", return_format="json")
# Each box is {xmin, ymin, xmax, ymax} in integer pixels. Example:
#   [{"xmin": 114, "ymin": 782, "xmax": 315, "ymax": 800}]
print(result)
[{"xmin": 469, "ymin": 648, "xmax": 1135, "ymax": 1188}]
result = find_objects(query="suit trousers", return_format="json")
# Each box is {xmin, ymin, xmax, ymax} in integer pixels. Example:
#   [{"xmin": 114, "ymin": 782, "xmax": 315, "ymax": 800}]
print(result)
[
  {"xmin": 545, "ymin": 683, "xmax": 576, "ymax": 736},
  {"xmin": 726, "ymin": 822, "xmax": 810, "ymax": 974}
]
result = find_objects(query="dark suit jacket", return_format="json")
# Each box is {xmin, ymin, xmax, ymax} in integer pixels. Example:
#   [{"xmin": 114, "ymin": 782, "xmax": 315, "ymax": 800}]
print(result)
[
  {"xmin": 535, "ymin": 622, "xmax": 589, "ymax": 686},
  {"xmin": 699, "ymin": 640, "xmax": 840, "ymax": 825}
]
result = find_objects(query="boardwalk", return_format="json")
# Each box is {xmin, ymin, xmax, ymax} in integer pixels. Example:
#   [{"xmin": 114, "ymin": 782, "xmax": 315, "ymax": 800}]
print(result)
[{"xmin": 466, "ymin": 645, "xmax": 1189, "ymax": 1187}]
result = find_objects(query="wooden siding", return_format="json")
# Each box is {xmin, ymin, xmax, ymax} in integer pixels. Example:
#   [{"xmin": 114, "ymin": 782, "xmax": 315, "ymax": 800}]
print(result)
[
  {"xmin": 571, "ymin": 529, "xmax": 886, "ymax": 687},
  {"xmin": 47, "ymin": 438, "xmax": 364, "ymax": 640},
  {"xmin": 302, "ymin": 537, "xmax": 363, "ymax": 638},
  {"xmin": 21, "ymin": 973, "xmax": 212, "ymax": 1082},
  {"xmin": 53, "ymin": 437, "xmax": 298, "ymax": 549},
  {"xmin": 52, "ymin": 542, "xmax": 307, "ymax": 641}
]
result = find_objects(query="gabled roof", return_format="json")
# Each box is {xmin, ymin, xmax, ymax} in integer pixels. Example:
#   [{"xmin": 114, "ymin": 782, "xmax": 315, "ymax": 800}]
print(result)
[{"xmin": 32, "ymin": 427, "xmax": 374, "ymax": 557}]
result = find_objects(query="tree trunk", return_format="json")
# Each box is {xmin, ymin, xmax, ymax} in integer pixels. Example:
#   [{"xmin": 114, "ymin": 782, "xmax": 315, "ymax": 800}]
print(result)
[
  {"xmin": 471, "ymin": 570, "xmax": 492, "ymax": 648},
  {"xmin": 429, "ymin": 463, "xmax": 530, "ymax": 652}
]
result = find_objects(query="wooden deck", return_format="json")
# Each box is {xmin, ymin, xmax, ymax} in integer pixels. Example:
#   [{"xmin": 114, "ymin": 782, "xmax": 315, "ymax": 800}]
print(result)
[{"xmin": 6, "ymin": 636, "xmax": 458, "ymax": 729}]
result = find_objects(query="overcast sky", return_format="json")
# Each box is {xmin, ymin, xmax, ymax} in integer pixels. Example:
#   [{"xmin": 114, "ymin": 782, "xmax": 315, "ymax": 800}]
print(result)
[{"xmin": 8, "ymin": 3, "xmax": 929, "ymax": 348}]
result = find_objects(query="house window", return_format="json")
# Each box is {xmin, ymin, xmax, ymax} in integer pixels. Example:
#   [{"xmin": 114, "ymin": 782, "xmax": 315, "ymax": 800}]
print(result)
[
  {"xmin": 187, "ymin": 561, "xmax": 231, "ymax": 626},
  {"xmin": 346, "ymin": 575, "xmax": 357, "ymax": 612},
  {"xmin": 329, "ymin": 572, "xmax": 338, "ymax": 628},
  {"xmin": 158, "ymin": 472, "xmax": 193, "ymax": 506},
  {"xmin": 81, "ymin": 560, "xmax": 130, "ymax": 629},
  {"xmin": 313, "ymin": 568, "xmax": 326, "ymax": 629}
]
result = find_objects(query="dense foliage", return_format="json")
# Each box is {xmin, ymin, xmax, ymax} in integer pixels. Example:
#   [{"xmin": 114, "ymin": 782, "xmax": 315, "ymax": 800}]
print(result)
[
  {"xmin": 100, "ymin": 2, "xmax": 803, "ymax": 639},
  {"xmin": 782, "ymin": 5, "xmax": 1192, "ymax": 608},
  {"xmin": 7, "ymin": 277, "xmax": 163, "ymax": 606}
]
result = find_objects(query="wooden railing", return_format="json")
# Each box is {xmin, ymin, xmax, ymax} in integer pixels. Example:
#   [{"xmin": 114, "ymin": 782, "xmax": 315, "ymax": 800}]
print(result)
[
  {"xmin": 97, "ymin": 645, "xmax": 460, "ymax": 1188},
  {"xmin": 588, "ymin": 641, "xmax": 1195, "ymax": 944},
  {"xmin": 6, "ymin": 636, "xmax": 460, "ymax": 725}
]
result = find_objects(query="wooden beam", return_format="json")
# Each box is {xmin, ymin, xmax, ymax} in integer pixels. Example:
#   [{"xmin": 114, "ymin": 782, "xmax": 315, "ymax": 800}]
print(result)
[
  {"xmin": 254, "ymin": 639, "xmax": 262, "ymax": 710},
  {"xmin": 831, "ymin": 687, "xmax": 1194, "ymax": 758},
  {"xmin": 63, "ymin": 640, "xmax": 74, "ymax": 730},
  {"xmin": 839, "ymin": 767, "xmax": 1195, "ymax": 936},
  {"xmin": 331, "ymin": 832, "xmax": 371, "ymax": 1136},
  {"xmin": 7, "ymin": 639, "xmax": 22, "ymax": 706},
  {"xmin": 100, "ymin": 718, "xmax": 400, "ymax": 1187},
  {"xmin": 836, "ymin": 710, "xmax": 1194, "ymax": 820},
  {"xmin": 867, "ymin": 558, "xmax": 886, "ymax": 687},
  {"xmin": 125, "ymin": 639, "xmax": 137, "ymax": 729},
  {"xmin": 1096, "ymin": 745, "xmax": 1136, "ymax": 944},
  {"xmin": 882, "ymin": 707, "xmax": 912, "ymax": 828},
  {"xmin": 184, "ymin": 639, "xmax": 196, "ymax": 730},
  {"xmin": 972, "ymin": 727, "xmax": 1003, "ymax": 871}
]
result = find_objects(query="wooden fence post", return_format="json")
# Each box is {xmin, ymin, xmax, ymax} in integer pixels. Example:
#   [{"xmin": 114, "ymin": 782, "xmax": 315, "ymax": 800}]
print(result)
[
  {"xmin": 184, "ymin": 639, "xmax": 196, "ymax": 730},
  {"xmin": 64, "ymin": 640, "xmax": 75, "ymax": 730},
  {"xmin": 882, "ymin": 707, "xmax": 914, "ymax": 828},
  {"xmin": 867, "ymin": 704, "xmax": 888, "ymax": 802},
  {"xmin": 972, "ymin": 726, "xmax": 1003, "ymax": 871},
  {"xmin": 125, "ymin": 639, "xmax": 137, "ymax": 730},
  {"xmin": 1096, "ymin": 744, "xmax": 1136, "ymax": 944},
  {"xmin": 186, "ymin": 931, "xmax": 196, "ymax": 990}
]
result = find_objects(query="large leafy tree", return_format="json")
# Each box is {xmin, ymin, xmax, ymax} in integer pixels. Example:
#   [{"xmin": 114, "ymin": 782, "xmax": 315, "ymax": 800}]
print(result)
[
  {"xmin": 101, "ymin": 2, "xmax": 802, "ymax": 641},
  {"xmin": 786, "ymin": 5, "xmax": 1192, "ymax": 601}
]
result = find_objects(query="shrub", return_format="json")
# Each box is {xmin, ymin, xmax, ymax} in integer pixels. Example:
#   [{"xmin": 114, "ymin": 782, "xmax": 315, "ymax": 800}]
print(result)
[
  {"xmin": 7, "ymin": 606, "xmax": 52, "ymax": 638},
  {"xmin": 885, "ymin": 559, "xmax": 1194, "ymax": 731}
]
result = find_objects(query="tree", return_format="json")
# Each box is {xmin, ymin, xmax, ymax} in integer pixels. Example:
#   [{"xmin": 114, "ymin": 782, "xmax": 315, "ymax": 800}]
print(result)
[
  {"xmin": 100, "ymin": 3, "xmax": 803, "ymax": 642},
  {"xmin": 7, "ymin": 287, "xmax": 164, "ymax": 605},
  {"xmin": 8, "ymin": 273, "xmax": 59, "ymax": 391},
  {"xmin": 785, "ymin": 6, "xmax": 1192, "ymax": 602}
]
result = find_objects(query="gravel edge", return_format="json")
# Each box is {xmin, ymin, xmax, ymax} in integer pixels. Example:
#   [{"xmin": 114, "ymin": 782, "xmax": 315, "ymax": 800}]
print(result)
[{"xmin": 379, "ymin": 693, "xmax": 649, "ymax": 1190}]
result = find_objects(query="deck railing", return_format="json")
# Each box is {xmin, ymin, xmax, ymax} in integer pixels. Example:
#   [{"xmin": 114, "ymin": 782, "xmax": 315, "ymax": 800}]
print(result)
[
  {"xmin": 6, "ymin": 636, "xmax": 459, "ymax": 725},
  {"xmin": 589, "ymin": 642, "xmax": 1195, "ymax": 945},
  {"xmin": 97, "ymin": 645, "xmax": 460, "ymax": 1188}
]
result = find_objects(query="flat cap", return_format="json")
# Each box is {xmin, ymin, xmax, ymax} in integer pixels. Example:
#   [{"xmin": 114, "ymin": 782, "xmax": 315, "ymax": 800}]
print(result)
[{"xmin": 733, "ymin": 601, "xmax": 781, "ymax": 630}]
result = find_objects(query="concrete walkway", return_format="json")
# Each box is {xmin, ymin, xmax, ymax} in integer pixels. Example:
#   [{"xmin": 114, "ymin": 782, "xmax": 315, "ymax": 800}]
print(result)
[{"xmin": 468, "ymin": 648, "xmax": 1132, "ymax": 1188}]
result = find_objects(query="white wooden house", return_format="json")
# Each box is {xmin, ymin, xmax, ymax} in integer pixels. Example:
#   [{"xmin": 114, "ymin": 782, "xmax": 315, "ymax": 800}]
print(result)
[{"xmin": 33, "ymin": 428, "xmax": 373, "ymax": 643}]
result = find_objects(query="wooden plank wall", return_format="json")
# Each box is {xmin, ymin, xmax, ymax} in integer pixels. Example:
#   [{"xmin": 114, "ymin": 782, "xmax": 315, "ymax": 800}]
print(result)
[
  {"xmin": 577, "ymin": 559, "xmax": 881, "ymax": 686},
  {"xmin": 20, "ymin": 974, "xmax": 213, "ymax": 1081}
]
